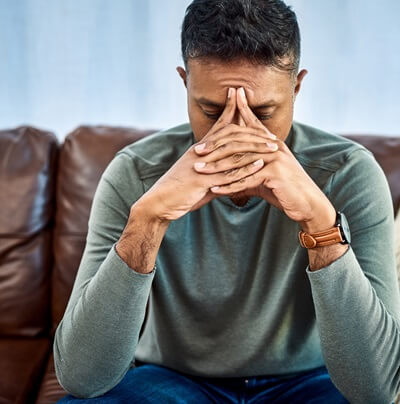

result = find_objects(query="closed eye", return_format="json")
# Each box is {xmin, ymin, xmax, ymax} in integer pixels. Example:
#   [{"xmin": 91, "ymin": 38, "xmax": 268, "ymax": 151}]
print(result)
[
  {"xmin": 204, "ymin": 111, "xmax": 222, "ymax": 120},
  {"xmin": 204, "ymin": 111, "xmax": 272, "ymax": 121}
]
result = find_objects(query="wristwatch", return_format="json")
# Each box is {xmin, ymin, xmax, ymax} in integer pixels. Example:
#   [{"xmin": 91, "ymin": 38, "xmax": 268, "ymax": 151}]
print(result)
[{"xmin": 298, "ymin": 211, "xmax": 351, "ymax": 249}]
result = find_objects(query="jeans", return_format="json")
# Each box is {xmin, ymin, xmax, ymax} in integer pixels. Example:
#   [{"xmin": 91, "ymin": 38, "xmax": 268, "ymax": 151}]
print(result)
[{"xmin": 57, "ymin": 363, "xmax": 349, "ymax": 403}]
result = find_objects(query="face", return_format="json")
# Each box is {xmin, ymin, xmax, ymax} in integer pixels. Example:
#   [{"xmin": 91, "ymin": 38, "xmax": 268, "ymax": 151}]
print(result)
[{"xmin": 177, "ymin": 58, "xmax": 307, "ymax": 143}]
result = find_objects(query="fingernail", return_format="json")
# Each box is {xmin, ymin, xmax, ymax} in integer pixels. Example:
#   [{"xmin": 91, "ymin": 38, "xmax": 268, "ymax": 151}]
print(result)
[
  {"xmin": 269, "ymin": 133, "xmax": 277, "ymax": 140},
  {"xmin": 253, "ymin": 159, "xmax": 264, "ymax": 166},
  {"xmin": 211, "ymin": 186, "xmax": 220, "ymax": 192},
  {"xmin": 267, "ymin": 142, "xmax": 278, "ymax": 150},
  {"xmin": 195, "ymin": 143, "xmax": 206, "ymax": 152},
  {"xmin": 228, "ymin": 88, "xmax": 234, "ymax": 98},
  {"xmin": 194, "ymin": 162, "xmax": 206, "ymax": 169},
  {"xmin": 238, "ymin": 87, "xmax": 246, "ymax": 99}
]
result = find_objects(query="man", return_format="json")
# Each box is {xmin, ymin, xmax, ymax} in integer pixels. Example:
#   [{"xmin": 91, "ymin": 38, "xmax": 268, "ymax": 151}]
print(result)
[{"xmin": 55, "ymin": 0, "xmax": 400, "ymax": 403}]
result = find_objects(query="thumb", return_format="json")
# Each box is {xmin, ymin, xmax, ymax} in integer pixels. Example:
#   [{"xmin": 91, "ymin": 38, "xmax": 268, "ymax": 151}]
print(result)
[{"xmin": 190, "ymin": 190, "xmax": 218, "ymax": 212}]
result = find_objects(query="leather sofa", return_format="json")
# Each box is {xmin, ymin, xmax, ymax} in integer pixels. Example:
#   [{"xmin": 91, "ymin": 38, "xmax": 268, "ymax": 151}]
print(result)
[{"xmin": 0, "ymin": 125, "xmax": 399, "ymax": 404}]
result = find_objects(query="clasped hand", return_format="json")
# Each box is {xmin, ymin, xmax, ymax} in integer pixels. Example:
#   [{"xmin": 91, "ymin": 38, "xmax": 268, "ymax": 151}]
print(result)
[{"xmin": 145, "ymin": 87, "xmax": 335, "ymax": 232}]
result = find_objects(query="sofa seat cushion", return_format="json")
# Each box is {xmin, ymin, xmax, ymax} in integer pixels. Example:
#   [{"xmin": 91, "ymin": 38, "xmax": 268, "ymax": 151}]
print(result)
[
  {"xmin": 0, "ymin": 337, "xmax": 50, "ymax": 404},
  {"xmin": 35, "ymin": 352, "xmax": 66, "ymax": 404}
]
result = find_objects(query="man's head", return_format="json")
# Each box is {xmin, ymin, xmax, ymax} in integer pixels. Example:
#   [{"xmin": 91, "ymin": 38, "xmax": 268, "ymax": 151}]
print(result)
[{"xmin": 177, "ymin": 0, "xmax": 307, "ymax": 142}]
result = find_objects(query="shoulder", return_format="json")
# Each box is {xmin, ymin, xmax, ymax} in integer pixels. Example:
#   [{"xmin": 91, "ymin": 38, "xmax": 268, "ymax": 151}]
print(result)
[
  {"xmin": 115, "ymin": 123, "xmax": 194, "ymax": 179},
  {"xmin": 98, "ymin": 123, "xmax": 193, "ymax": 206},
  {"xmin": 290, "ymin": 121, "xmax": 374, "ymax": 173}
]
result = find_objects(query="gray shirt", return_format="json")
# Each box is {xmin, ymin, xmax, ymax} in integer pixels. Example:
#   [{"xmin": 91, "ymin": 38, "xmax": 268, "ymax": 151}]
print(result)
[{"xmin": 54, "ymin": 122, "xmax": 400, "ymax": 403}]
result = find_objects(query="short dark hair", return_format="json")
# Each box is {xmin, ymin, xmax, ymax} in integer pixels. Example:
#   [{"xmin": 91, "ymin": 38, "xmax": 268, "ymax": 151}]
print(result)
[{"xmin": 181, "ymin": 0, "xmax": 300, "ymax": 73}]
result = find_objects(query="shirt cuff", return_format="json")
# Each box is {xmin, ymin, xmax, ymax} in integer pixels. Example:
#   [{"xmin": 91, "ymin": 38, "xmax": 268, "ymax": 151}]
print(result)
[
  {"xmin": 306, "ymin": 245, "xmax": 355, "ymax": 283},
  {"xmin": 112, "ymin": 243, "xmax": 156, "ymax": 276}
]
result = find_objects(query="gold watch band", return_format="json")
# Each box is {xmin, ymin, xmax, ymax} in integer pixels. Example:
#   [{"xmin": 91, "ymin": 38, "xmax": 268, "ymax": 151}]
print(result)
[{"xmin": 298, "ymin": 226, "xmax": 344, "ymax": 249}]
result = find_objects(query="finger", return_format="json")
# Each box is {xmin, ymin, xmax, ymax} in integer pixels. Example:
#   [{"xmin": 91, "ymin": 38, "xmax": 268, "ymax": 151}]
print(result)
[
  {"xmin": 207, "ymin": 158, "xmax": 265, "ymax": 187},
  {"xmin": 238, "ymin": 111, "xmax": 246, "ymax": 127},
  {"xmin": 196, "ymin": 88, "xmax": 237, "ymax": 148},
  {"xmin": 194, "ymin": 151, "xmax": 271, "ymax": 174},
  {"xmin": 210, "ymin": 169, "xmax": 265, "ymax": 193},
  {"xmin": 236, "ymin": 87, "xmax": 263, "ymax": 128},
  {"xmin": 195, "ymin": 140, "xmax": 279, "ymax": 164},
  {"xmin": 194, "ymin": 124, "xmax": 277, "ymax": 155},
  {"xmin": 203, "ymin": 131, "xmax": 277, "ymax": 154},
  {"xmin": 209, "ymin": 87, "xmax": 237, "ymax": 131},
  {"xmin": 236, "ymin": 88, "xmax": 274, "ymax": 139}
]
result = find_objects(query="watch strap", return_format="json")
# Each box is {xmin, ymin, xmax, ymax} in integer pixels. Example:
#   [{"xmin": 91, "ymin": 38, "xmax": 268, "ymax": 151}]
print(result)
[{"xmin": 298, "ymin": 226, "xmax": 344, "ymax": 249}]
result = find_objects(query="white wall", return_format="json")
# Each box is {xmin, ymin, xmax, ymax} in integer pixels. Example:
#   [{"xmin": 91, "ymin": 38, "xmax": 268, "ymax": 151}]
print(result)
[
  {"xmin": 291, "ymin": 0, "xmax": 400, "ymax": 136},
  {"xmin": 0, "ymin": 0, "xmax": 399, "ymax": 139}
]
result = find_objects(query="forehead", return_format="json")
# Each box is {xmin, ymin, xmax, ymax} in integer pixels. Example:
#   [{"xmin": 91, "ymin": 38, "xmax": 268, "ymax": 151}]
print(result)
[{"xmin": 187, "ymin": 58, "xmax": 293, "ymax": 105}]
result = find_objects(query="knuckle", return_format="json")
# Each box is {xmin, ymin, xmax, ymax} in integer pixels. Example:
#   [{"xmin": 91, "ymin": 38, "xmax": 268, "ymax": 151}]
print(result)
[
  {"xmin": 217, "ymin": 117, "xmax": 228, "ymax": 125},
  {"xmin": 257, "ymin": 128, "xmax": 269, "ymax": 137},
  {"xmin": 209, "ymin": 140, "xmax": 217, "ymax": 149},
  {"xmin": 242, "ymin": 164, "xmax": 251, "ymax": 174},
  {"xmin": 232, "ymin": 152, "xmax": 246, "ymax": 163},
  {"xmin": 209, "ymin": 160, "xmax": 218, "ymax": 170},
  {"xmin": 224, "ymin": 167, "xmax": 238, "ymax": 178}
]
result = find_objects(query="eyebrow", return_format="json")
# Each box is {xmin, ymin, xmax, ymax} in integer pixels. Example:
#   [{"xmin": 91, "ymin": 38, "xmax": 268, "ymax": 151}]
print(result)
[{"xmin": 197, "ymin": 97, "xmax": 276, "ymax": 110}]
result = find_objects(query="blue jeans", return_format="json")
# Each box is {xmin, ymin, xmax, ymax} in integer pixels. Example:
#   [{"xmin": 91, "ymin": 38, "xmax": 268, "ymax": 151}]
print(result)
[{"xmin": 57, "ymin": 363, "xmax": 349, "ymax": 403}]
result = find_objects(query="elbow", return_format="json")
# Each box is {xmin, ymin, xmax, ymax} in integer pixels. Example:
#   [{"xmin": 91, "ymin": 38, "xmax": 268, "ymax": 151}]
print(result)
[
  {"xmin": 53, "ymin": 348, "xmax": 103, "ymax": 398},
  {"xmin": 54, "ymin": 366, "xmax": 103, "ymax": 399},
  {"xmin": 331, "ymin": 377, "xmax": 398, "ymax": 404},
  {"xmin": 54, "ymin": 358, "xmax": 120, "ymax": 399},
  {"xmin": 53, "ymin": 338, "xmax": 129, "ymax": 399},
  {"xmin": 53, "ymin": 338, "xmax": 109, "ymax": 398}
]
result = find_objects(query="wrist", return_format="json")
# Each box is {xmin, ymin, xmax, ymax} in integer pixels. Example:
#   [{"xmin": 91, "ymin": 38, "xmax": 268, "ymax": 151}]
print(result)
[
  {"xmin": 299, "ymin": 201, "xmax": 336, "ymax": 233},
  {"xmin": 116, "ymin": 196, "xmax": 170, "ymax": 274},
  {"xmin": 132, "ymin": 194, "xmax": 171, "ymax": 226}
]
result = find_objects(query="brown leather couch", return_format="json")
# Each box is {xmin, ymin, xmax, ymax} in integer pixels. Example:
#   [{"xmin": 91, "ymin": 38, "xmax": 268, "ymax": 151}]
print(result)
[{"xmin": 1, "ymin": 125, "xmax": 399, "ymax": 404}]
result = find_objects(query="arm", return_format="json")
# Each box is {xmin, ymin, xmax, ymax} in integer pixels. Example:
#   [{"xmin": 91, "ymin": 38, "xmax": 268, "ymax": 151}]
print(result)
[
  {"xmin": 54, "ymin": 153, "xmax": 166, "ymax": 398},
  {"xmin": 298, "ymin": 201, "xmax": 349, "ymax": 271},
  {"xmin": 54, "ymin": 88, "xmax": 270, "ymax": 398},
  {"xmin": 116, "ymin": 201, "xmax": 170, "ymax": 274},
  {"xmin": 306, "ymin": 150, "xmax": 400, "ymax": 404},
  {"xmin": 193, "ymin": 87, "xmax": 400, "ymax": 401}
]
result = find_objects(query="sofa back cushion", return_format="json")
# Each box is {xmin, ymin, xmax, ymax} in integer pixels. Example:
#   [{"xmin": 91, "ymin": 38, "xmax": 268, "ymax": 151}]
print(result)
[
  {"xmin": 51, "ymin": 126, "xmax": 153, "ymax": 333},
  {"xmin": 50, "ymin": 128, "xmax": 400, "ymax": 334},
  {"xmin": 345, "ymin": 135, "xmax": 400, "ymax": 213},
  {"xmin": 395, "ymin": 208, "xmax": 400, "ymax": 287},
  {"xmin": 0, "ymin": 126, "xmax": 58, "ymax": 337}
]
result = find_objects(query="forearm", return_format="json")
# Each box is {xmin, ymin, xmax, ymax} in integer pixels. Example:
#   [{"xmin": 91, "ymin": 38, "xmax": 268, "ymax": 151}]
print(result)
[
  {"xmin": 116, "ymin": 198, "xmax": 170, "ymax": 273},
  {"xmin": 307, "ymin": 247, "xmax": 400, "ymax": 403},
  {"xmin": 307, "ymin": 243, "xmax": 349, "ymax": 271},
  {"xmin": 54, "ymin": 244, "xmax": 155, "ymax": 397},
  {"xmin": 54, "ymin": 198, "xmax": 169, "ymax": 398},
  {"xmin": 298, "ymin": 201, "xmax": 349, "ymax": 270}
]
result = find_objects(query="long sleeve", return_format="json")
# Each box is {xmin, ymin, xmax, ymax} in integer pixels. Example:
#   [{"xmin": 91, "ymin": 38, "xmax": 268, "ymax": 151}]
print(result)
[
  {"xmin": 53, "ymin": 152, "xmax": 155, "ymax": 398},
  {"xmin": 307, "ymin": 149, "xmax": 400, "ymax": 403}
]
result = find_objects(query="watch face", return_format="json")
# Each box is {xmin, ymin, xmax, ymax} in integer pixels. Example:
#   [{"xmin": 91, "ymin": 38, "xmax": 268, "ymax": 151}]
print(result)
[{"xmin": 338, "ymin": 212, "xmax": 351, "ymax": 244}]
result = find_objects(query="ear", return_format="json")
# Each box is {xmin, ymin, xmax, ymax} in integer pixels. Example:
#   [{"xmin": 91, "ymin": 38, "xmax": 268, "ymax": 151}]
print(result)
[
  {"xmin": 176, "ymin": 66, "xmax": 187, "ymax": 88},
  {"xmin": 294, "ymin": 69, "xmax": 308, "ymax": 97}
]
